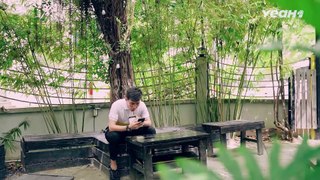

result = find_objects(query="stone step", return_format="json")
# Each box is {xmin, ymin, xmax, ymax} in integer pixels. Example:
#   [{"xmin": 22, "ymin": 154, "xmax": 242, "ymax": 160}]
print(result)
[{"xmin": 14, "ymin": 174, "xmax": 74, "ymax": 180}]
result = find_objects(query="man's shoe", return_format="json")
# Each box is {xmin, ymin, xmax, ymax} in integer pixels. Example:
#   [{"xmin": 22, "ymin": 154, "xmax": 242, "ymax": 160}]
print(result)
[{"xmin": 109, "ymin": 167, "xmax": 120, "ymax": 180}]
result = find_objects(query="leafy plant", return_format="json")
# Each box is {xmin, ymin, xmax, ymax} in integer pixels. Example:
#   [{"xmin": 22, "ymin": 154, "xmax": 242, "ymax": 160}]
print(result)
[
  {"xmin": 157, "ymin": 138, "xmax": 320, "ymax": 180},
  {"xmin": 0, "ymin": 2, "xmax": 108, "ymax": 133},
  {"xmin": 0, "ymin": 0, "xmax": 313, "ymax": 130},
  {"xmin": 0, "ymin": 120, "xmax": 29, "ymax": 152}
]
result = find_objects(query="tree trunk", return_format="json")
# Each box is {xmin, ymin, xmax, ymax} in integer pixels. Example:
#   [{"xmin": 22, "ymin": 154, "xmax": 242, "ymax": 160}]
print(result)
[
  {"xmin": 273, "ymin": 22, "xmax": 292, "ymax": 141},
  {"xmin": 90, "ymin": 0, "xmax": 134, "ymax": 103},
  {"xmin": 278, "ymin": 47, "xmax": 292, "ymax": 140}
]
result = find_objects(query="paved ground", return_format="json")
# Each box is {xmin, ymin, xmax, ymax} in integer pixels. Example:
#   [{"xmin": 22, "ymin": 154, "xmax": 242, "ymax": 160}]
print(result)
[
  {"xmin": 6, "ymin": 137, "xmax": 320, "ymax": 180},
  {"xmin": 207, "ymin": 137, "xmax": 320, "ymax": 179}
]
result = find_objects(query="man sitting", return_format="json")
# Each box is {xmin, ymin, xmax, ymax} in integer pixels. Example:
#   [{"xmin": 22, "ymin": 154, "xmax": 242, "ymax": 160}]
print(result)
[{"xmin": 105, "ymin": 87, "xmax": 156, "ymax": 180}]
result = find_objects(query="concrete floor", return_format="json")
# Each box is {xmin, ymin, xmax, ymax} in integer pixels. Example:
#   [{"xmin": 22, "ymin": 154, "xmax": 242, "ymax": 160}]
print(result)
[
  {"xmin": 6, "ymin": 138, "xmax": 320, "ymax": 180},
  {"xmin": 207, "ymin": 137, "xmax": 320, "ymax": 179}
]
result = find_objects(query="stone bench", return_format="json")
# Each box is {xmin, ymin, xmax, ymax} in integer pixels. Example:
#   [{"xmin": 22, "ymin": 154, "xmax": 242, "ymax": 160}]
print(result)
[
  {"xmin": 126, "ymin": 129, "xmax": 209, "ymax": 180},
  {"xmin": 20, "ymin": 127, "xmax": 192, "ymax": 178},
  {"xmin": 202, "ymin": 120, "xmax": 265, "ymax": 156},
  {"xmin": 0, "ymin": 144, "xmax": 5, "ymax": 180},
  {"xmin": 21, "ymin": 132, "xmax": 129, "ymax": 176}
]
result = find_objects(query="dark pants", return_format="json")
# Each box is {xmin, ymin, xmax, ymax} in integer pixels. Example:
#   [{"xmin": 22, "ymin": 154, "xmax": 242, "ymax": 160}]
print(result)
[{"xmin": 105, "ymin": 126, "xmax": 156, "ymax": 160}]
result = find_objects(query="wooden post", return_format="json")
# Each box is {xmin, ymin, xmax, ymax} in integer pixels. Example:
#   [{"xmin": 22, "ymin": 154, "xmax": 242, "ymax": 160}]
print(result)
[
  {"xmin": 143, "ymin": 148, "xmax": 153, "ymax": 180},
  {"xmin": 198, "ymin": 139, "xmax": 207, "ymax": 165},
  {"xmin": 195, "ymin": 47, "xmax": 209, "ymax": 124},
  {"xmin": 288, "ymin": 73, "xmax": 295, "ymax": 130},
  {"xmin": 256, "ymin": 128, "xmax": 263, "ymax": 155},
  {"xmin": 316, "ymin": 32, "xmax": 320, "ymax": 139}
]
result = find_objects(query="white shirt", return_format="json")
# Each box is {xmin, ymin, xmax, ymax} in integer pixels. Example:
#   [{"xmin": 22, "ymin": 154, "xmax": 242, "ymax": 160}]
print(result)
[{"xmin": 108, "ymin": 99, "xmax": 150, "ymax": 125}]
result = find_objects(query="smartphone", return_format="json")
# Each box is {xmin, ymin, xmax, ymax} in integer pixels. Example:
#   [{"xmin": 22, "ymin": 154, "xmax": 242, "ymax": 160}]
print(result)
[{"xmin": 137, "ymin": 117, "xmax": 145, "ymax": 122}]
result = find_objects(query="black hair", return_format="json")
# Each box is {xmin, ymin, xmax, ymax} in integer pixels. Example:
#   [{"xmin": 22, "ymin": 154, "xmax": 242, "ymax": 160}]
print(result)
[{"xmin": 126, "ymin": 87, "xmax": 142, "ymax": 102}]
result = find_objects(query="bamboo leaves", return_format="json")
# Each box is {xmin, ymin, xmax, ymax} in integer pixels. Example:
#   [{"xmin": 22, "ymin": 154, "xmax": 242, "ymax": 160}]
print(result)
[{"xmin": 0, "ymin": 120, "xmax": 29, "ymax": 152}]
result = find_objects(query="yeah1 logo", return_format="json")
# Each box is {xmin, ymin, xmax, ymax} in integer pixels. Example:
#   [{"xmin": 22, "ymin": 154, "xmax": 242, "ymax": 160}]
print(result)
[{"xmin": 262, "ymin": 10, "xmax": 304, "ymax": 18}]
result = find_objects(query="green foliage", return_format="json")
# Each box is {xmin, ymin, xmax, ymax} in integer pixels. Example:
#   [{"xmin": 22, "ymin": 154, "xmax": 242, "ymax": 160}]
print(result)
[
  {"xmin": 0, "ymin": 120, "xmax": 29, "ymax": 152},
  {"xmin": 0, "ymin": 3, "xmax": 108, "ymax": 85},
  {"xmin": 0, "ymin": 2, "xmax": 109, "ymax": 133},
  {"xmin": 0, "ymin": 1, "xmax": 315, "ymax": 128},
  {"xmin": 131, "ymin": 0, "xmax": 281, "ymax": 124},
  {"xmin": 266, "ymin": 0, "xmax": 320, "ymax": 58},
  {"xmin": 157, "ymin": 138, "xmax": 320, "ymax": 180},
  {"xmin": 270, "ymin": 0, "xmax": 320, "ymax": 33}
]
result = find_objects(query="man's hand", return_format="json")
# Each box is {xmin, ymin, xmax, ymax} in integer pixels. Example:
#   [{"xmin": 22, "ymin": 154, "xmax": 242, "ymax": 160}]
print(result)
[{"xmin": 129, "ymin": 120, "xmax": 144, "ymax": 130}]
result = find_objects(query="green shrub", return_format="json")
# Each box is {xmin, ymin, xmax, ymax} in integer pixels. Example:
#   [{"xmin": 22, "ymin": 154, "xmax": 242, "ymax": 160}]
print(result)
[{"xmin": 0, "ymin": 120, "xmax": 29, "ymax": 152}]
